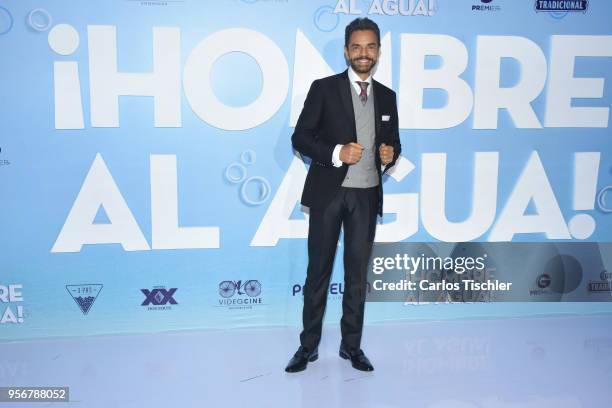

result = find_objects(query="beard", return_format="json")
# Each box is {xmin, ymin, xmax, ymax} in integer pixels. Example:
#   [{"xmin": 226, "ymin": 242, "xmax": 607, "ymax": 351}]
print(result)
[{"xmin": 350, "ymin": 56, "xmax": 377, "ymax": 75}]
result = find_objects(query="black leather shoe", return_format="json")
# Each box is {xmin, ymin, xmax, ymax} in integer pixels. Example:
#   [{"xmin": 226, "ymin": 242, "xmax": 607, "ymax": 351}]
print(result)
[
  {"xmin": 339, "ymin": 343, "xmax": 374, "ymax": 372},
  {"xmin": 285, "ymin": 346, "xmax": 318, "ymax": 373}
]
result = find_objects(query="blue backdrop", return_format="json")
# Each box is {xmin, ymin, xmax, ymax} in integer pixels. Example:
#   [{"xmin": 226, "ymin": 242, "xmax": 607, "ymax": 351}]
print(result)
[{"xmin": 1, "ymin": 0, "xmax": 612, "ymax": 340}]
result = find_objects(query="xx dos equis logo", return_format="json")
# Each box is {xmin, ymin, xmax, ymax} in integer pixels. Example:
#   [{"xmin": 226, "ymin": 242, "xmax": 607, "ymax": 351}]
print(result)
[{"xmin": 141, "ymin": 286, "xmax": 178, "ymax": 311}]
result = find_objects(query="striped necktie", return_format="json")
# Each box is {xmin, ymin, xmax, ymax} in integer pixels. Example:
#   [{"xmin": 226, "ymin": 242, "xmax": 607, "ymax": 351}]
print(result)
[{"xmin": 356, "ymin": 81, "xmax": 369, "ymax": 105}]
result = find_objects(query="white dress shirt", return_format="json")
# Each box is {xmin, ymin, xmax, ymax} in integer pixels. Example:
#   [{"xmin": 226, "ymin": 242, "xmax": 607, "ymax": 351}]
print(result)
[{"xmin": 331, "ymin": 67, "xmax": 373, "ymax": 168}]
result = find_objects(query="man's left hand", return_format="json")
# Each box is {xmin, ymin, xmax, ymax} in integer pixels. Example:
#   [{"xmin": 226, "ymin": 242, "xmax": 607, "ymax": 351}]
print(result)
[{"xmin": 379, "ymin": 143, "xmax": 394, "ymax": 165}]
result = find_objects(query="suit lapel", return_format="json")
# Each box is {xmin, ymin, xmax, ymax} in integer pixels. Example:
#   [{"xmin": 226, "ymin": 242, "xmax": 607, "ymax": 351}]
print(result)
[
  {"xmin": 372, "ymin": 80, "xmax": 382, "ymax": 143},
  {"xmin": 338, "ymin": 70, "xmax": 357, "ymax": 142}
]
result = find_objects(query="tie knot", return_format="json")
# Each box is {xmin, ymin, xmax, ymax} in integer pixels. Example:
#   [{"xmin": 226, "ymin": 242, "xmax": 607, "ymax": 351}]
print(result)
[{"xmin": 357, "ymin": 81, "xmax": 369, "ymax": 92}]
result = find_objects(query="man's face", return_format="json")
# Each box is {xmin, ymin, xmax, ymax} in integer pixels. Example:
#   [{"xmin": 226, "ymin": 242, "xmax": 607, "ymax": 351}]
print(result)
[{"xmin": 344, "ymin": 29, "xmax": 380, "ymax": 76}]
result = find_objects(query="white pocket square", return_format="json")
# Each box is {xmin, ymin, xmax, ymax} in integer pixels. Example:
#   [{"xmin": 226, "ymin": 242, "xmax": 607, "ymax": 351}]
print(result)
[{"xmin": 382, "ymin": 115, "xmax": 390, "ymax": 121}]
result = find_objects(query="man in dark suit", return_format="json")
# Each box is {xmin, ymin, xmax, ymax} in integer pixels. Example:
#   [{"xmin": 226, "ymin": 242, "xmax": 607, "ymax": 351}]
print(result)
[{"xmin": 285, "ymin": 17, "xmax": 401, "ymax": 373}]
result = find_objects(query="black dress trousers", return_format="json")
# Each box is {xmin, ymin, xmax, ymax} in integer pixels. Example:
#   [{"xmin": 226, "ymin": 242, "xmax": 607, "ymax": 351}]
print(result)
[{"xmin": 300, "ymin": 186, "xmax": 378, "ymax": 351}]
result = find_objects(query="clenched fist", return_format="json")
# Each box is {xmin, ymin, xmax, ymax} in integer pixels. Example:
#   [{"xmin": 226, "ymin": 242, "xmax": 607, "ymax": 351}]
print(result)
[
  {"xmin": 379, "ymin": 143, "xmax": 394, "ymax": 165},
  {"xmin": 340, "ymin": 142, "xmax": 363, "ymax": 164}
]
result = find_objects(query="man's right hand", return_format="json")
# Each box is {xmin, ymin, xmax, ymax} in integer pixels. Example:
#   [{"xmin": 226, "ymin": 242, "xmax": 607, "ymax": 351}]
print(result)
[{"xmin": 339, "ymin": 143, "xmax": 363, "ymax": 164}]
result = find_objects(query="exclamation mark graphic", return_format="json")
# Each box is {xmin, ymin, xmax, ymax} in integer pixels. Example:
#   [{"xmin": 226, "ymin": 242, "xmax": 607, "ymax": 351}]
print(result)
[
  {"xmin": 429, "ymin": 0, "xmax": 436, "ymax": 16},
  {"xmin": 17, "ymin": 306, "xmax": 23, "ymax": 323},
  {"xmin": 48, "ymin": 23, "xmax": 84, "ymax": 129},
  {"xmin": 569, "ymin": 152, "xmax": 600, "ymax": 239}
]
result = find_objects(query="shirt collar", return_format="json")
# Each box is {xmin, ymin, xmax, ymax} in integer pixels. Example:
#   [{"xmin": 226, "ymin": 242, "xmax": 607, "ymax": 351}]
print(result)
[{"xmin": 348, "ymin": 66, "xmax": 372, "ymax": 91}]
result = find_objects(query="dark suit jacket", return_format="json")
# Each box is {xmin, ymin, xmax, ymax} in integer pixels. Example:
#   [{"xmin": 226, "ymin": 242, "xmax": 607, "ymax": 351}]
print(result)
[{"xmin": 291, "ymin": 69, "xmax": 401, "ymax": 216}]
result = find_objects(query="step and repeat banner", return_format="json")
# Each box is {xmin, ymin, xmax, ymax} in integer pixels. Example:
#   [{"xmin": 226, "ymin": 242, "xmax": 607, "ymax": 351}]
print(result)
[{"xmin": 1, "ymin": 0, "xmax": 612, "ymax": 340}]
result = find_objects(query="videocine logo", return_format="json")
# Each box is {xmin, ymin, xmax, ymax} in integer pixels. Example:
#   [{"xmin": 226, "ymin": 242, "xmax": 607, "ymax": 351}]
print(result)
[
  {"xmin": 534, "ymin": 1, "xmax": 588, "ymax": 12},
  {"xmin": 218, "ymin": 280, "xmax": 263, "ymax": 308},
  {"xmin": 141, "ymin": 286, "xmax": 178, "ymax": 310}
]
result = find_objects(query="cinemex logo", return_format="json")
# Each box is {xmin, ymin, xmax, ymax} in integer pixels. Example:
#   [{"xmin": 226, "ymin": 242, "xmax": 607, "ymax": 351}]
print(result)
[
  {"xmin": 472, "ymin": 0, "xmax": 501, "ymax": 12},
  {"xmin": 588, "ymin": 270, "xmax": 612, "ymax": 293},
  {"xmin": 66, "ymin": 284, "xmax": 103, "ymax": 315},
  {"xmin": 141, "ymin": 286, "xmax": 178, "ymax": 310},
  {"xmin": 333, "ymin": 0, "xmax": 436, "ymax": 17},
  {"xmin": 535, "ymin": 1, "xmax": 588, "ymax": 13},
  {"xmin": 218, "ymin": 280, "xmax": 263, "ymax": 308}
]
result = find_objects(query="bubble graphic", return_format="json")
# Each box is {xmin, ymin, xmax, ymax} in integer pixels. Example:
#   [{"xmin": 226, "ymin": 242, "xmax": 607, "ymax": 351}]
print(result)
[
  {"xmin": 313, "ymin": 6, "xmax": 339, "ymax": 33},
  {"xmin": 28, "ymin": 8, "xmax": 52, "ymax": 32},
  {"xmin": 240, "ymin": 176, "xmax": 271, "ymax": 206},
  {"xmin": 225, "ymin": 150, "xmax": 270, "ymax": 206},
  {"xmin": 225, "ymin": 163, "xmax": 247, "ymax": 184},
  {"xmin": 0, "ymin": 7, "xmax": 14, "ymax": 35},
  {"xmin": 597, "ymin": 186, "xmax": 612, "ymax": 213}
]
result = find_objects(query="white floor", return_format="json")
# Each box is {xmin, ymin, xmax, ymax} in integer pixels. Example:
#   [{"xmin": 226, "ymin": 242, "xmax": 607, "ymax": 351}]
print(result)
[{"xmin": 2, "ymin": 314, "xmax": 612, "ymax": 407}]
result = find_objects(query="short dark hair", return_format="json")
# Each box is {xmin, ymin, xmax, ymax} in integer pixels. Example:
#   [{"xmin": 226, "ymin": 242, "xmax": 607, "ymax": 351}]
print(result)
[{"xmin": 344, "ymin": 18, "xmax": 381, "ymax": 48}]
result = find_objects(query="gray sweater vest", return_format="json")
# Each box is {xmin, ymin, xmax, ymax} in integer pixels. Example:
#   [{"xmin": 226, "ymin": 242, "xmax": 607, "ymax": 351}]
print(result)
[{"xmin": 341, "ymin": 82, "xmax": 379, "ymax": 188}]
